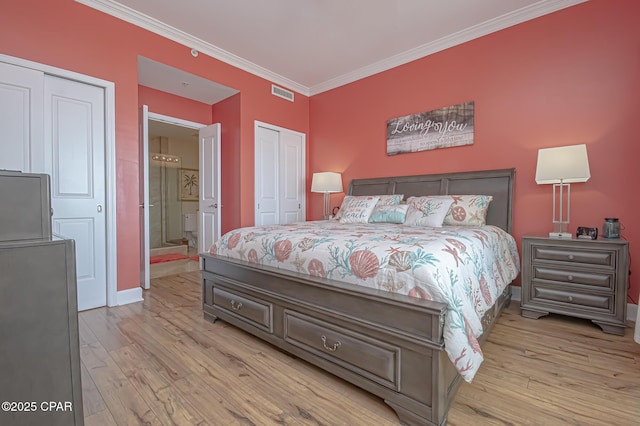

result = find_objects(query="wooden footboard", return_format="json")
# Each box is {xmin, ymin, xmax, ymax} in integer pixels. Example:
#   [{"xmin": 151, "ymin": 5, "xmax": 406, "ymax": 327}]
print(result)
[{"xmin": 201, "ymin": 254, "xmax": 512, "ymax": 426}]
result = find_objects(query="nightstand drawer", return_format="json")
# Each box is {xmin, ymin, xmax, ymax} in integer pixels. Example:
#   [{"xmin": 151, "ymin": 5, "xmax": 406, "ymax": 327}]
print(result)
[
  {"xmin": 533, "ymin": 286, "xmax": 611, "ymax": 310},
  {"xmin": 532, "ymin": 246, "xmax": 615, "ymax": 269},
  {"xmin": 532, "ymin": 266, "xmax": 614, "ymax": 290}
]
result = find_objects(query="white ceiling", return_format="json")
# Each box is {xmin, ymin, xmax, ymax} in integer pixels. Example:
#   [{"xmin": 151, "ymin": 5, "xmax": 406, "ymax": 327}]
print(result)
[
  {"xmin": 138, "ymin": 56, "xmax": 239, "ymax": 105},
  {"xmin": 79, "ymin": 0, "xmax": 586, "ymax": 99}
]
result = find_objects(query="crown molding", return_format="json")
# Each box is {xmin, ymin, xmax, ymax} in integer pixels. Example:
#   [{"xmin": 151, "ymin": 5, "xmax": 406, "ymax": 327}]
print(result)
[
  {"xmin": 75, "ymin": 0, "xmax": 310, "ymax": 96},
  {"xmin": 77, "ymin": 0, "xmax": 587, "ymax": 98},
  {"xmin": 308, "ymin": 0, "xmax": 588, "ymax": 95}
]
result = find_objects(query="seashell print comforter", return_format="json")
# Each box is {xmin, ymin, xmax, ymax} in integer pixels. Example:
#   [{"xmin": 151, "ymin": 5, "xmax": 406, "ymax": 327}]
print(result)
[{"xmin": 210, "ymin": 221, "xmax": 520, "ymax": 382}]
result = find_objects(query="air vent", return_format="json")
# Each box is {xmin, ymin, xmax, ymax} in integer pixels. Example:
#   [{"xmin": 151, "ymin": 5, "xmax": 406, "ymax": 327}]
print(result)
[{"xmin": 271, "ymin": 84, "xmax": 294, "ymax": 102}]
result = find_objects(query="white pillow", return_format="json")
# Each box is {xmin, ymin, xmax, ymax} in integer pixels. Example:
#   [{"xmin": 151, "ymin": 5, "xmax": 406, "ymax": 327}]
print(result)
[
  {"xmin": 443, "ymin": 195, "xmax": 493, "ymax": 226},
  {"xmin": 404, "ymin": 196, "xmax": 455, "ymax": 227},
  {"xmin": 339, "ymin": 196, "xmax": 380, "ymax": 223},
  {"xmin": 334, "ymin": 194, "xmax": 403, "ymax": 220},
  {"xmin": 375, "ymin": 194, "xmax": 404, "ymax": 206},
  {"xmin": 332, "ymin": 196, "xmax": 353, "ymax": 221}
]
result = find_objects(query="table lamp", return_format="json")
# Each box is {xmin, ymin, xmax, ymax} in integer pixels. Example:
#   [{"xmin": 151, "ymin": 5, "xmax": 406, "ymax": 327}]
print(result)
[
  {"xmin": 311, "ymin": 172, "xmax": 343, "ymax": 220},
  {"xmin": 535, "ymin": 144, "xmax": 591, "ymax": 239}
]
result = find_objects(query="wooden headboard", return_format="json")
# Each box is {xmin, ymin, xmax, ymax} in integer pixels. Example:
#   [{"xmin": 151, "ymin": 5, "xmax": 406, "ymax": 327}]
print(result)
[{"xmin": 348, "ymin": 168, "xmax": 515, "ymax": 233}]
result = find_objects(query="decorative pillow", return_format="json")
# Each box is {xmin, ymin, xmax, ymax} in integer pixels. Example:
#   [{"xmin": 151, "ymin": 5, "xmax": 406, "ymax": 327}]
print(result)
[
  {"xmin": 333, "ymin": 194, "xmax": 403, "ymax": 220},
  {"xmin": 339, "ymin": 196, "xmax": 380, "ymax": 223},
  {"xmin": 368, "ymin": 204, "xmax": 409, "ymax": 224},
  {"xmin": 439, "ymin": 195, "xmax": 493, "ymax": 226},
  {"xmin": 332, "ymin": 196, "xmax": 353, "ymax": 220},
  {"xmin": 375, "ymin": 194, "xmax": 404, "ymax": 207},
  {"xmin": 404, "ymin": 196, "xmax": 455, "ymax": 227}
]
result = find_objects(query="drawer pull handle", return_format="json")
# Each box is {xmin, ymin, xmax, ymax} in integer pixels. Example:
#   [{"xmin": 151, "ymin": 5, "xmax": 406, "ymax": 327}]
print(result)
[
  {"xmin": 321, "ymin": 335, "xmax": 341, "ymax": 352},
  {"xmin": 230, "ymin": 300, "xmax": 243, "ymax": 311},
  {"xmin": 568, "ymin": 254, "xmax": 575, "ymax": 260},
  {"xmin": 567, "ymin": 275, "xmax": 574, "ymax": 281},
  {"xmin": 567, "ymin": 296, "xmax": 574, "ymax": 302}
]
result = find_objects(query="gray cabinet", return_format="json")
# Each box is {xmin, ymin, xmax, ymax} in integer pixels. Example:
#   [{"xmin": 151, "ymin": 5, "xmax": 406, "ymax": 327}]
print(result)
[
  {"xmin": 0, "ymin": 238, "xmax": 84, "ymax": 425},
  {"xmin": 521, "ymin": 236, "xmax": 629, "ymax": 335},
  {"xmin": 0, "ymin": 171, "xmax": 52, "ymax": 242}
]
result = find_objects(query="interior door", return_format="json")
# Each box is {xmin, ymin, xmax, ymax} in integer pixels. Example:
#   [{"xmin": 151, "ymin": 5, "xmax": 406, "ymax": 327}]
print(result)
[
  {"xmin": 138, "ymin": 105, "xmax": 150, "ymax": 290},
  {"xmin": 255, "ymin": 126, "xmax": 279, "ymax": 226},
  {"xmin": 0, "ymin": 61, "xmax": 44, "ymax": 172},
  {"xmin": 199, "ymin": 123, "xmax": 221, "ymax": 256},
  {"xmin": 254, "ymin": 122, "xmax": 306, "ymax": 226},
  {"xmin": 1, "ymin": 57, "xmax": 113, "ymax": 310},
  {"xmin": 279, "ymin": 131, "xmax": 305, "ymax": 224},
  {"xmin": 44, "ymin": 75, "xmax": 107, "ymax": 311}
]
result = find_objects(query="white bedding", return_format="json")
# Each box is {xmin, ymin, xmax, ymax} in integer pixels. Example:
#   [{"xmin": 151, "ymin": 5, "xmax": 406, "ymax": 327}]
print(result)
[{"xmin": 210, "ymin": 221, "xmax": 520, "ymax": 382}]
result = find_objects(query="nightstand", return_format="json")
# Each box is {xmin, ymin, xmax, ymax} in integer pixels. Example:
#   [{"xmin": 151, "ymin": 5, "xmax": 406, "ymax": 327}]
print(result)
[{"xmin": 520, "ymin": 236, "xmax": 629, "ymax": 335}]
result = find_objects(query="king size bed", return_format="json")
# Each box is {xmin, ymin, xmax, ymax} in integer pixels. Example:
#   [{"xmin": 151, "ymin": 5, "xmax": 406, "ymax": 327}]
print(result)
[{"xmin": 200, "ymin": 168, "xmax": 519, "ymax": 426}]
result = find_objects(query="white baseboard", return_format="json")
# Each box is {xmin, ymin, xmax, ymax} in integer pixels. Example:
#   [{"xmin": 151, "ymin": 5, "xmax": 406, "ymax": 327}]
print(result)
[
  {"xmin": 116, "ymin": 287, "xmax": 144, "ymax": 306},
  {"xmin": 509, "ymin": 285, "xmax": 637, "ymax": 322}
]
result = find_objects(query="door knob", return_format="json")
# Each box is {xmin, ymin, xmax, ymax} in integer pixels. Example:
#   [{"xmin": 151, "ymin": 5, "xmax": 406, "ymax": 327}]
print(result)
[
  {"xmin": 209, "ymin": 203, "xmax": 218, "ymax": 208},
  {"xmin": 97, "ymin": 204, "xmax": 103, "ymax": 212}
]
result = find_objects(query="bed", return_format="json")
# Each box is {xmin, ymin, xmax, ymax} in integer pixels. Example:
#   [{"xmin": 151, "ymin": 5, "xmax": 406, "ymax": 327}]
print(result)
[{"xmin": 200, "ymin": 168, "xmax": 518, "ymax": 426}]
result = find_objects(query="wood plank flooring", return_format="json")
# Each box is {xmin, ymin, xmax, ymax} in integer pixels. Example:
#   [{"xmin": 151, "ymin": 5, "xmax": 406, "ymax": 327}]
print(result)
[{"xmin": 80, "ymin": 272, "xmax": 640, "ymax": 426}]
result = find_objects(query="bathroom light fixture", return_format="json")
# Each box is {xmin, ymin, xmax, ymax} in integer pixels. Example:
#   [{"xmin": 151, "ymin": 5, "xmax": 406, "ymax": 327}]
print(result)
[
  {"xmin": 311, "ymin": 172, "xmax": 343, "ymax": 220},
  {"xmin": 150, "ymin": 153, "xmax": 181, "ymax": 164},
  {"xmin": 535, "ymin": 144, "xmax": 590, "ymax": 239}
]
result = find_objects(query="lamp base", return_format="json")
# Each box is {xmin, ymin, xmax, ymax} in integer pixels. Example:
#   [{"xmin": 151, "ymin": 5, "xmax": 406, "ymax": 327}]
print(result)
[{"xmin": 549, "ymin": 231, "xmax": 573, "ymax": 239}]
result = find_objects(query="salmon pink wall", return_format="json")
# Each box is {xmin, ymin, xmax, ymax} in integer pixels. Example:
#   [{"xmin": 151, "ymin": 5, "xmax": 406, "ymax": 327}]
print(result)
[
  {"xmin": 138, "ymin": 85, "xmax": 213, "ymax": 125},
  {"xmin": 213, "ymin": 94, "xmax": 242, "ymax": 234},
  {"xmin": 1, "ymin": 0, "xmax": 309, "ymax": 293},
  {"xmin": 309, "ymin": 0, "xmax": 640, "ymax": 304}
]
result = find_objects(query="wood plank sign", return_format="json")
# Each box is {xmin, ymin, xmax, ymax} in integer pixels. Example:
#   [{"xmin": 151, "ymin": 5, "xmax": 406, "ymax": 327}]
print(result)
[{"xmin": 386, "ymin": 101, "xmax": 474, "ymax": 155}]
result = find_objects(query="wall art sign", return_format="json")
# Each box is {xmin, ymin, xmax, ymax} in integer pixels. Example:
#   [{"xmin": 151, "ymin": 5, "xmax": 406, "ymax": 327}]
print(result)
[{"xmin": 386, "ymin": 101, "xmax": 474, "ymax": 155}]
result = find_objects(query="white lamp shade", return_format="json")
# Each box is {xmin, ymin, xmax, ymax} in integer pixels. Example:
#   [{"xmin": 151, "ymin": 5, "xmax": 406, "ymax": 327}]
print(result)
[
  {"xmin": 311, "ymin": 172, "xmax": 343, "ymax": 193},
  {"xmin": 535, "ymin": 144, "xmax": 591, "ymax": 184}
]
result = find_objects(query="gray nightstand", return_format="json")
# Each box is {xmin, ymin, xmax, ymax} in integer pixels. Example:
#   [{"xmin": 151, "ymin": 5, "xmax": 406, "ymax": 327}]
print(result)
[{"xmin": 520, "ymin": 236, "xmax": 629, "ymax": 335}]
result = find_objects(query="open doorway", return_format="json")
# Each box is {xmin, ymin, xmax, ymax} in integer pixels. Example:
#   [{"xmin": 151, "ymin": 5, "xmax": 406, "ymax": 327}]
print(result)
[
  {"xmin": 147, "ymin": 117, "xmax": 201, "ymax": 278},
  {"xmin": 138, "ymin": 56, "xmax": 238, "ymax": 286}
]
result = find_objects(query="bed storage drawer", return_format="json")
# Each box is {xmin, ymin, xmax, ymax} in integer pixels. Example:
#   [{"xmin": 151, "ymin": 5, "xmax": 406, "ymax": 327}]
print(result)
[
  {"xmin": 213, "ymin": 287, "xmax": 273, "ymax": 333},
  {"xmin": 283, "ymin": 310, "xmax": 400, "ymax": 390}
]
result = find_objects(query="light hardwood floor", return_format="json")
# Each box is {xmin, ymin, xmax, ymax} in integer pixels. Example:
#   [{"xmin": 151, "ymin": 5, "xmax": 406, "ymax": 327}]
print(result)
[
  {"xmin": 149, "ymin": 247, "xmax": 200, "ymax": 279},
  {"xmin": 80, "ymin": 272, "xmax": 640, "ymax": 426}
]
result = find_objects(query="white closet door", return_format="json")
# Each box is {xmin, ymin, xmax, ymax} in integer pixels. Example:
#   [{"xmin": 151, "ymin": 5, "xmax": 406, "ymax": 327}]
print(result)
[
  {"xmin": 279, "ymin": 131, "xmax": 304, "ymax": 224},
  {"xmin": 255, "ymin": 126, "xmax": 280, "ymax": 226},
  {"xmin": 44, "ymin": 75, "xmax": 107, "ymax": 311},
  {"xmin": 254, "ymin": 122, "xmax": 305, "ymax": 226},
  {"xmin": 0, "ymin": 62, "xmax": 44, "ymax": 172},
  {"xmin": 0, "ymin": 62, "xmax": 108, "ymax": 311}
]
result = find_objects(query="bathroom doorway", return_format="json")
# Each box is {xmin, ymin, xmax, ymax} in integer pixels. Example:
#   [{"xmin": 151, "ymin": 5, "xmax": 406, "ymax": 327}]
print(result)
[{"xmin": 147, "ymin": 117, "xmax": 201, "ymax": 278}]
